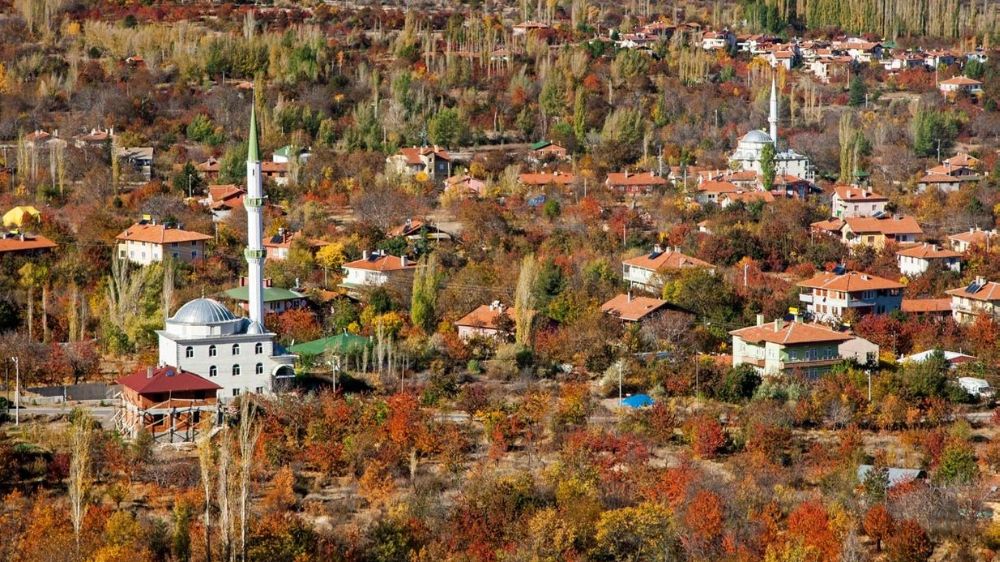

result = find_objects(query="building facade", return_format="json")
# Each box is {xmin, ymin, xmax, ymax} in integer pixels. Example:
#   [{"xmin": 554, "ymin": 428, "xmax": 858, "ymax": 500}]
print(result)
[{"xmin": 798, "ymin": 271, "xmax": 904, "ymax": 322}]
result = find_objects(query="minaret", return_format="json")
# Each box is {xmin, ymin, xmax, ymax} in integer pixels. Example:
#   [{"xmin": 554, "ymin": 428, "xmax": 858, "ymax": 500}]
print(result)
[
  {"xmin": 244, "ymin": 104, "xmax": 266, "ymax": 333},
  {"xmin": 769, "ymin": 75, "xmax": 778, "ymax": 147}
]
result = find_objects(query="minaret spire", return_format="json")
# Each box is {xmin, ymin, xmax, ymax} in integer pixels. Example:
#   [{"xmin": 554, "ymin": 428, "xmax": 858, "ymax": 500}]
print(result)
[
  {"xmin": 244, "ymin": 101, "xmax": 265, "ymax": 332},
  {"xmin": 769, "ymin": 73, "xmax": 778, "ymax": 148}
]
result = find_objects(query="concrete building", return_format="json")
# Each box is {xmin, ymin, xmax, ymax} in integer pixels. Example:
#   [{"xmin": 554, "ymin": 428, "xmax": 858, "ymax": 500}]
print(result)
[
  {"xmin": 840, "ymin": 216, "xmax": 922, "ymax": 249},
  {"xmin": 798, "ymin": 271, "xmax": 904, "ymax": 322},
  {"xmin": 949, "ymin": 227, "xmax": 998, "ymax": 253},
  {"xmin": 831, "ymin": 185, "xmax": 888, "ymax": 218},
  {"xmin": 730, "ymin": 316, "xmax": 867, "ymax": 377},
  {"xmin": 340, "ymin": 250, "xmax": 419, "ymax": 295},
  {"xmin": 601, "ymin": 293, "xmax": 671, "ymax": 323},
  {"xmin": 116, "ymin": 220, "xmax": 211, "ymax": 265},
  {"xmin": 946, "ymin": 277, "xmax": 1000, "ymax": 325},
  {"xmin": 729, "ymin": 77, "xmax": 814, "ymax": 181},
  {"xmin": 896, "ymin": 243, "xmax": 962, "ymax": 277},
  {"xmin": 622, "ymin": 245, "xmax": 713, "ymax": 291},
  {"xmin": 454, "ymin": 302, "xmax": 517, "ymax": 341},
  {"xmin": 386, "ymin": 146, "xmax": 451, "ymax": 182}
]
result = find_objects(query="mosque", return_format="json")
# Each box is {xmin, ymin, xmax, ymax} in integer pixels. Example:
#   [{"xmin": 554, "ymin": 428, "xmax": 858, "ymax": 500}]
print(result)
[
  {"xmin": 729, "ymin": 76, "xmax": 814, "ymax": 181},
  {"xmin": 155, "ymin": 106, "xmax": 296, "ymax": 399}
]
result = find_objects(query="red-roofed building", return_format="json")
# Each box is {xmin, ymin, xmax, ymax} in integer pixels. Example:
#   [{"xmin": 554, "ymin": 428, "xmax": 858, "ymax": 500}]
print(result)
[
  {"xmin": 623, "ymin": 245, "xmax": 714, "ymax": 290},
  {"xmin": 947, "ymin": 276, "xmax": 1000, "ymax": 324},
  {"xmin": 455, "ymin": 301, "xmax": 524, "ymax": 341},
  {"xmin": 0, "ymin": 231, "xmax": 57, "ymax": 256},
  {"xmin": 797, "ymin": 271, "xmax": 904, "ymax": 322},
  {"xmin": 901, "ymin": 298, "xmax": 953, "ymax": 319},
  {"xmin": 831, "ymin": 185, "xmax": 888, "ymax": 218},
  {"xmin": 605, "ymin": 171, "xmax": 668, "ymax": 195},
  {"xmin": 896, "ymin": 243, "xmax": 962, "ymax": 276},
  {"xmin": 387, "ymin": 146, "xmax": 451, "ymax": 182},
  {"xmin": 731, "ymin": 316, "xmax": 874, "ymax": 377},
  {"xmin": 949, "ymin": 227, "xmax": 998, "ymax": 253},
  {"xmin": 939, "ymin": 76, "xmax": 983, "ymax": 97},
  {"xmin": 840, "ymin": 215, "xmax": 923, "ymax": 248},
  {"xmin": 115, "ymin": 365, "xmax": 220, "ymax": 441},
  {"xmin": 601, "ymin": 293, "xmax": 671, "ymax": 323},
  {"xmin": 340, "ymin": 250, "xmax": 419, "ymax": 296},
  {"xmin": 116, "ymin": 220, "xmax": 211, "ymax": 265}
]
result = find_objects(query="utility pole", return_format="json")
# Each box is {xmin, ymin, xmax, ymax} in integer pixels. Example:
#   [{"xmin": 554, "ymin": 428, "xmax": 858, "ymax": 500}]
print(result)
[
  {"xmin": 866, "ymin": 369, "xmax": 872, "ymax": 402},
  {"xmin": 618, "ymin": 360, "xmax": 623, "ymax": 408},
  {"xmin": 10, "ymin": 357, "xmax": 19, "ymax": 426}
]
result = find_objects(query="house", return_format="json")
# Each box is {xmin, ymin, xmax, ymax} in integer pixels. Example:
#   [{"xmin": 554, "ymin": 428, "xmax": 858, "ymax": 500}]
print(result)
[
  {"xmin": 831, "ymin": 185, "xmax": 888, "ymax": 218},
  {"xmin": 260, "ymin": 161, "xmax": 289, "ymax": 186},
  {"xmin": 839, "ymin": 336, "xmax": 880, "ymax": 367},
  {"xmin": 601, "ymin": 293, "xmax": 671, "ymax": 323},
  {"xmin": 901, "ymin": 298, "xmax": 953, "ymax": 319},
  {"xmin": 840, "ymin": 215, "xmax": 923, "ymax": 248},
  {"xmin": 263, "ymin": 228, "xmax": 328, "ymax": 261},
  {"xmin": 948, "ymin": 227, "xmax": 998, "ymax": 253},
  {"xmin": 0, "ymin": 230, "xmax": 57, "ymax": 256},
  {"xmin": 883, "ymin": 51, "xmax": 927, "ymax": 71},
  {"xmin": 946, "ymin": 277, "xmax": 1000, "ymax": 324},
  {"xmin": 605, "ymin": 171, "xmax": 668, "ymax": 196},
  {"xmin": 386, "ymin": 146, "xmax": 451, "ymax": 182},
  {"xmin": 272, "ymin": 145, "xmax": 311, "ymax": 165},
  {"xmin": 203, "ymin": 184, "xmax": 246, "ymax": 221},
  {"xmin": 900, "ymin": 349, "xmax": 977, "ymax": 369},
  {"xmin": 116, "ymin": 146, "xmax": 154, "ymax": 181},
  {"xmin": 808, "ymin": 55, "xmax": 852, "ymax": 82},
  {"xmin": 73, "ymin": 127, "xmax": 113, "ymax": 149},
  {"xmin": 116, "ymin": 220, "xmax": 211, "ymax": 265},
  {"xmin": 340, "ymin": 250, "xmax": 419, "ymax": 294},
  {"xmin": 115, "ymin": 365, "xmax": 220, "ymax": 441},
  {"xmin": 916, "ymin": 172, "xmax": 965, "ymax": 192},
  {"xmin": 767, "ymin": 49, "xmax": 797, "ymax": 70},
  {"xmin": 701, "ymin": 29, "xmax": 735, "ymax": 51},
  {"xmin": 693, "ymin": 180, "xmax": 740, "ymax": 204},
  {"xmin": 196, "ymin": 157, "xmax": 221, "ymax": 181},
  {"xmin": 944, "ymin": 153, "xmax": 981, "ymax": 170},
  {"xmin": 916, "ymin": 161, "xmax": 980, "ymax": 192},
  {"xmin": 528, "ymin": 140, "xmax": 568, "ymax": 161},
  {"xmin": 519, "ymin": 171, "xmax": 575, "ymax": 189},
  {"xmin": 622, "ymin": 245, "xmax": 713, "ymax": 291},
  {"xmin": 719, "ymin": 190, "xmax": 775, "ymax": 207},
  {"xmin": 896, "ymin": 243, "xmax": 962, "ymax": 276},
  {"xmin": 444, "ymin": 174, "xmax": 487, "ymax": 199},
  {"xmin": 939, "ymin": 76, "xmax": 983, "ymax": 97},
  {"xmin": 797, "ymin": 271, "xmax": 904, "ymax": 322},
  {"xmin": 222, "ymin": 278, "xmax": 308, "ymax": 315},
  {"xmin": 811, "ymin": 217, "xmax": 846, "ymax": 236},
  {"xmin": 455, "ymin": 301, "xmax": 517, "ymax": 340},
  {"xmin": 512, "ymin": 21, "xmax": 551, "ymax": 36},
  {"xmin": 730, "ymin": 316, "xmax": 865, "ymax": 377},
  {"xmin": 832, "ymin": 38, "xmax": 883, "ymax": 62}
]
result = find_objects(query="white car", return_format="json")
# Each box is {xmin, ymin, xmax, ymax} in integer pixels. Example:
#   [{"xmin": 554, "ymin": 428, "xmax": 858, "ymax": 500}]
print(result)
[{"xmin": 958, "ymin": 377, "xmax": 994, "ymax": 398}]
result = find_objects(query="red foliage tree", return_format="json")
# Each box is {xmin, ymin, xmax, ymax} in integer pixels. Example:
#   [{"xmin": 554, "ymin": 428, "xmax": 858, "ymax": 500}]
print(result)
[
  {"xmin": 684, "ymin": 415, "xmax": 726, "ymax": 459},
  {"xmin": 885, "ymin": 519, "xmax": 932, "ymax": 562},
  {"xmin": 863, "ymin": 503, "xmax": 895, "ymax": 551},
  {"xmin": 276, "ymin": 308, "xmax": 322, "ymax": 343},
  {"xmin": 787, "ymin": 500, "xmax": 839, "ymax": 561}
]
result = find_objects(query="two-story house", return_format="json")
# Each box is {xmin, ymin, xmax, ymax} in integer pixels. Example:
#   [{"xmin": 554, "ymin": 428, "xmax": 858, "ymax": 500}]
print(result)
[
  {"xmin": 386, "ymin": 146, "xmax": 451, "ymax": 182},
  {"xmin": 896, "ymin": 243, "xmax": 962, "ymax": 277},
  {"xmin": 831, "ymin": 185, "xmax": 888, "ymax": 218},
  {"xmin": 939, "ymin": 76, "xmax": 983, "ymax": 98},
  {"xmin": 601, "ymin": 293, "xmax": 671, "ymax": 323},
  {"xmin": 840, "ymin": 216, "xmax": 923, "ymax": 249},
  {"xmin": 116, "ymin": 220, "xmax": 211, "ymax": 265},
  {"xmin": 798, "ymin": 271, "xmax": 904, "ymax": 322},
  {"xmin": 622, "ymin": 245, "xmax": 714, "ymax": 291},
  {"xmin": 730, "ymin": 316, "xmax": 874, "ymax": 377},
  {"xmin": 340, "ymin": 250, "xmax": 419, "ymax": 296},
  {"xmin": 947, "ymin": 277, "xmax": 1000, "ymax": 324},
  {"xmin": 455, "ymin": 301, "xmax": 519, "ymax": 341},
  {"xmin": 605, "ymin": 171, "xmax": 668, "ymax": 196},
  {"xmin": 949, "ymin": 227, "xmax": 998, "ymax": 253}
]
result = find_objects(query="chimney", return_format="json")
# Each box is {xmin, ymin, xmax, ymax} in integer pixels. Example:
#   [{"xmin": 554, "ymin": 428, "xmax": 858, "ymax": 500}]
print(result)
[
  {"xmin": 653, "ymin": 244, "xmax": 663, "ymax": 254},
  {"xmin": 756, "ymin": 313, "xmax": 764, "ymax": 326},
  {"xmin": 401, "ymin": 255, "xmax": 408, "ymax": 267},
  {"xmin": 627, "ymin": 291, "xmax": 633, "ymax": 302},
  {"xmin": 146, "ymin": 366, "xmax": 154, "ymax": 379},
  {"xmin": 363, "ymin": 250, "xmax": 369, "ymax": 260},
  {"xmin": 977, "ymin": 275, "xmax": 986, "ymax": 286},
  {"xmin": 774, "ymin": 319, "xmax": 784, "ymax": 331}
]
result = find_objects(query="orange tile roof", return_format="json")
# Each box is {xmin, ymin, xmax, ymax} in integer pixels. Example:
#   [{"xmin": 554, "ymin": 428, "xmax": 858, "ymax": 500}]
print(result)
[
  {"xmin": 0, "ymin": 232, "xmax": 57, "ymax": 253},
  {"xmin": 940, "ymin": 76, "xmax": 982, "ymax": 86},
  {"xmin": 397, "ymin": 146, "xmax": 450, "ymax": 165},
  {"xmin": 944, "ymin": 153, "xmax": 979, "ymax": 168},
  {"xmin": 833, "ymin": 185, "xmax": 887, "ymax": 202},
  {"xmin": 731, "ymin": 320, "xmax": 854, "ymax": 345},
  {"xmin": 811, "ymin": 218, "xmax": 845, "ymax": 232},
  {"xmin": 623, "ymin": 248, "xmax": 713, "ymax": 271},
  {"xmin": 797, "ymin": 271, "xmax": 903, "ymax": 292},
  {"xmin": 896, "ymin": 243, "xmax": 961, "ymax": 259},
  {"xmin": 116, "ymin": 223, "xmax": 211, "ymax": 244},
  {"xmin": 901, "ymin": 298, "xmax": 952, "ymax": 313},
  {"xmin": 260, "ymin": 161, "xmax": 288, "ymax": 173},
  {"xmin": 698, "ymin": 180, "xmax": 740, "ymax": 194},
  {"xmin": 455, "ymin": 304, "xmax": 520, "ymax": 329},
  {"xmin": 925, "ymin": 164, "xmax": 975, "ymax": 176},
  {"xmin": 722, "ymin": 190, "xmax": 775, "ymax": 203},
  {"xmin": 343, "ymin": 253, "xmax": 417, "ymax": 272},
  {"xmin": 843, "ymin": 216, "xmax": 922, "ymax": 236},
  {"xmin": 949, "ymin": 229, "xmax": 996, "ymax": 245},
  {"xmin": 601, "ymin": 294, "xmax": 669, "ymax": 321},
  {"xmin": 519, "ymin": 171, "xmax": 575, "ymax": 185},
  {"xmin": 606, "ymin": 171, "xmax": 668, "ymax": 187},
  {"xmin": 947, "ymin": 281, "xmax": 1000, "ymax": 301}
]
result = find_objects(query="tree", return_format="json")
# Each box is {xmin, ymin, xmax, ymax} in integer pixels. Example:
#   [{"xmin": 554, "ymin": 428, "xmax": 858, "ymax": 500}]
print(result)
[
  {"xmin": 848, "ymin": 76, "xmax": 867, "ymax": 107},
  {"xmin": 237, "ymin": 398, "xmax": 261, "ymax": 562},
  {"xmin": 277, "ymin": 309, "xmax": 322, "ymax": 344},
  {"xmin": 171, "ymin": 162, "xmax": 205, "ymax": 196},
  {"xmin": 684, "ymin": 490, "xmax": 724, "ymax": 556},
  {"xmin": 786, "ymin": 501, "xmax": 839, "ymax": 561},
  {"xmin": 410, "ymin": 253, "xmax": 441, "ymax": 333},
  {"xmin": 760, "ymin": 142, "xmax": 776, "ymax": 190},
  {"xmin": 885, "ymin": 519, "xmax": 932, "ymax": 562},
  {"xmin": 863, "ymin": 504, "xmax": 895, "ymax": 552},
  {"xmin": 934, "ymin": 442, "xmax": 979, "ymax": 484},
  {"xmin": 429, "ymin": 108, "xmax": 462, "ymax": 148},
  {"xmin": 196, "ymin": 429, "xmax": 215, "ymax": 562},
  {"xmin": 18, "ymin": 262, "xmax": 46, "ymax": 341},
  {"xmin": 592, "ymin": 502, "xmax": 678, "ymax": 561},
  {"xmin": 684, "ymin": 414, "xmax": 726, "ymax": 459},
  {"xmin": 718, "ymin": 364, "xmax": 762, "ymax": 402},
  {"xmin": 67, "ymin": 410, "xmax": 93, "ymax": 554},
  {"xmin": 514, "ymin": 255, "xmax": 538, "ymax": 347}
]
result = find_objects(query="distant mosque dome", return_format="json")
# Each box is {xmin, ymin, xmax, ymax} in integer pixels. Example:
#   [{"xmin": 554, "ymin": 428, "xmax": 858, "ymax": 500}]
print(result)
[
  {"xmin": 740, "ymin": 129, "xmax": 773, "ymax": 144},
  {"xmin": 170, "ymin": 298, "xmax": 237, "ymax": 325}
]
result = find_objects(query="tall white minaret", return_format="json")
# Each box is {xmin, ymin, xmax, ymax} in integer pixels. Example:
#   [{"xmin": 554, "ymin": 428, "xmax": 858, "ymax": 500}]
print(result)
[
  {"xmin": 244, "ymin": 104, "xmax": 266, "ymax": 333},
  {"xmin": 769, "ymin": 75, "xmax": 778, "ymax": 148}
]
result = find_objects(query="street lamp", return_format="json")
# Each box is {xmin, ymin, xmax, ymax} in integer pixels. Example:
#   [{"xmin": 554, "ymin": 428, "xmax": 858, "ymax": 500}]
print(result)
[{"xmin": 10, "ymin": 356, "xmax": 19, "ymax": 426}]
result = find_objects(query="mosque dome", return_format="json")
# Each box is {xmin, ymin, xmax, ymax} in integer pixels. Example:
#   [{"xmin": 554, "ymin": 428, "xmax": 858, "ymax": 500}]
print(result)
[
  {"xmin": 170, "ymin": 298, "xmax": 237, "ymax": 325},
  {"xmin": 740, "ymin": 129, "xmax": 773, "ymax": 144}
]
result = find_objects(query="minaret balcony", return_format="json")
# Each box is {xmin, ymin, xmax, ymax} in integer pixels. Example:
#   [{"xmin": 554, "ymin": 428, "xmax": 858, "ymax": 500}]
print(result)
[
  {"xmin": 244, "ymin": 197, "xmax": 265, "ymax": 209},
  {"xmin": 244, "ymin": 248, "xmax": 266, "ymax": 260}
]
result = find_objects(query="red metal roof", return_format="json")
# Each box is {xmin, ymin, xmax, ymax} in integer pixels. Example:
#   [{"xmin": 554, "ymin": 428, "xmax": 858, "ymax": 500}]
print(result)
[{"xmin": 117, "ymin": 365, "xmax": 221, "ymax": 395}]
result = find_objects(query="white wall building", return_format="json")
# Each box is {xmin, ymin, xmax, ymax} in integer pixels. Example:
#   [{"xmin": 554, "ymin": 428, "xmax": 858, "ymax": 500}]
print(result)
[
  {"xmin": 831, "ymin": 185, "xmax": 888, "ymax": 218},
  {"xmin": 116, "ymin": 221, "xmax": 211, "ymax": 266},
  {"xmin": 798, "ymin": 271, "xmax": 904, "ymax": 322},
  {"xmin": 729, "ymin": 77, "xmax": 814, "ymax": 181},
  {"xmin": 896, "ymin": 243, "xmax": 962, "ymax": 277}
]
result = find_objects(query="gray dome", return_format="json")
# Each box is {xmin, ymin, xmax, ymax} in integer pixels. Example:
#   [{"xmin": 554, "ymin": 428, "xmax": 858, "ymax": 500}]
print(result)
[
  {"xmin": 741, "ymin": 130, "xmax": 772, "ymax": 144},
  {"xmin": 170, "ymin": 298, "xmax": 237, "ymax": 324}
]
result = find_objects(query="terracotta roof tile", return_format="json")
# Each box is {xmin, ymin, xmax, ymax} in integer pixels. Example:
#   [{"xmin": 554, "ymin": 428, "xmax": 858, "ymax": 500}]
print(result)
[
  {"xmin": 623, "ymin": 248, "xmax": 713, "ymax": 271},
  {"xmin": 731, "ymin": 320, "xmax": 854, "ymax": 345},
  {"xmin": 901, "ymin": 298, "xmax": 952, "ymax": 313},
  {"xmin": 116, "ymin": 223, "xmax": 211, "ymax": 244},
  {"xmin": 843, "ymin": 216, "xmax": 923, "ymax": 236},
  {"xmin": 947, "ymin": 281, "xmax": 1000, "ymax": 301},
  {"xmin": 797, "ymin": 271, "xmax": 903, "ymax": 292},
  {"xmin": 601, "ymin": 294, "xmax": 669, "ymax": 321}
]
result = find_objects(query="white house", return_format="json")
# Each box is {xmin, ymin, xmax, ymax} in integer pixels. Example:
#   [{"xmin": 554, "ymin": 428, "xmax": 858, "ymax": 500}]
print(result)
[
  {"xmin": 946, "ymin": 277, "xmax": 1000, "ymax": 324},
  {"xmin": 730, "ymin": 316, "xmax": 867, "ymax": 377},
  {"xmin": 831, "ymin": 185, "xmax": 888, "ymax": 218},
  {"xmin": 622, "ymin": 245, "xmax": 713, "ymax": 290},
  {"xmin": 798, "ymin": 271, "xmax": 904, "ymax": 322},
  {"xmin": 939, "ymin": 76, "xmax": 983, "ymax": 97},
  {"xmin": 949, "ymin": 227, "xmax": 998, "ymax": 253},
  {"xmin": 454, "ymin": 301, "xmax": 518, "ymax": 341},
  {"xmin": 340, "ymin": 250, "xmax": 419, "ymax": 294},
  {"xmin": 896, "ymin": 243, "xmax": 962, "ymax": 277},
  {"xmin": 116, "ymin": 220, "xmax": 211, "ymax": 265}
]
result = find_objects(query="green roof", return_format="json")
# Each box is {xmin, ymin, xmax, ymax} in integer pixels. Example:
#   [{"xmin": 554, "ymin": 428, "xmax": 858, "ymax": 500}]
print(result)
[
  {"xmin": 274, "ymin": 145, "xmax": 292, "ymax": 158},
  {"xmin": 288, "ymin": 332, "xmax": 371, "ymax": 355},
  {"xmin": 247, "ymin": 104, "xmax": 259, "ymax": 163},
  {"xmin": 530, "ymin": 140, "xmax": 552, "ymax": 150},
  {"xmin": 222, "ymin": 286, "xmax": 306, "ymax": 303}
]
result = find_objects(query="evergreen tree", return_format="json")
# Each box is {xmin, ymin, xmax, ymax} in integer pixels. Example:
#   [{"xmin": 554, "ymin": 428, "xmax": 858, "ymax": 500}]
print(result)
[
  {"xmin": 760, "ymin": 142, "xmax": 776, "ymax": 190},
  {"xmin": 848, "ymin": 76, "xmax": 867, "ymax": 107}
]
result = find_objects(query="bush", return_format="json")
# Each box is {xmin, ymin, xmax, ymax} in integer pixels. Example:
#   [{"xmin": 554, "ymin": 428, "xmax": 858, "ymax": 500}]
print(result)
[{"xmin": 717, "ymin": 365, "xmax": 762, "ymax": 403}]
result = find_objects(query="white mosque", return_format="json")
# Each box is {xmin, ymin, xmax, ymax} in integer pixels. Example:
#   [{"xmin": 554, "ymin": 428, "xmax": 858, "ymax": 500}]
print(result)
[
  {"xmin": 156, "ymin": 106, "xmax": 296, "ymax": 399},
  {"xmin": 729, "ymin": 76, "xmax": 814, "ymax": 181}
]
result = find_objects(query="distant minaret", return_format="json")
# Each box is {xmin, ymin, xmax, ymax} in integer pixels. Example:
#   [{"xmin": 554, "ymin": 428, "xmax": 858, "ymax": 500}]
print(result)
[
  {"xmin": 244, "ymin": 104, "xmax": 265, "ymax": 332},
  {"xmin": 769, "ymin": 75, "xmax": 778, "ymax": 147}
]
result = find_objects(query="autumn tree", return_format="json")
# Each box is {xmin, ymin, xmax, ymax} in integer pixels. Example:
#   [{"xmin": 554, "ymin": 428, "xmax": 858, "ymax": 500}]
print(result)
[
  {"xmin": 863, "ymin": 504, "xmax": 895, "ymax": 552},
  {"xmin": 885, "ymin": 519, "xmax": 932, "ymax": 562},
  {"xmin": 410, "ymin": 253, "xmax": 441, "ymax": 333}
]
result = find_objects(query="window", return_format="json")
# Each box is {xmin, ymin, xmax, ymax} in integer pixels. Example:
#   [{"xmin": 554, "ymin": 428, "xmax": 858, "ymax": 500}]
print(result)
[
  {"xmin": 255, "ymin": 363, "xmax": 263, "ymax": 375},
  {"xmin": 233, "ymin": 388, "xmax": 240, "ymax": 397},
  {"xmin": 185, "ymin": 346, "xmax": 194, "ymax": 358},
  {"xmin": 255, "ymin": 342, "xmax": 263, "ymax": 355},
  {"xmin": 209, "ymin": 366, "xmax": 217, "ymax": 377},
  {"xmin": 232, "ymin": 343, "xmax": 240, "ymax": 355},
  {"xmin": 209, "ymin": 345, "xmax": 217, "ymax": 357},
  {"xmin": 233, "ymin": 364, "xmax": 241, "ymax": 376},
  {"xmin": 255, "ymin": 387, "xmax": 264, "ymax": 394}
]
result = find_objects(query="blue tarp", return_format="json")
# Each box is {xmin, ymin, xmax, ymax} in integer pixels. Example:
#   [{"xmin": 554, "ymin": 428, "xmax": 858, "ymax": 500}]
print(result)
[{"xmin": 622, "ymin": 394, "xmax": 654, "ymax": 408}]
